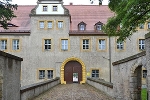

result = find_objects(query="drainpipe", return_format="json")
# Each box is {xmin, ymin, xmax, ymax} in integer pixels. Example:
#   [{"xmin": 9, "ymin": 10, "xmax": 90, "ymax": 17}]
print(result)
[{"xmin": 109, "ymin": 36, "xmax": 112, "ymax": 83}]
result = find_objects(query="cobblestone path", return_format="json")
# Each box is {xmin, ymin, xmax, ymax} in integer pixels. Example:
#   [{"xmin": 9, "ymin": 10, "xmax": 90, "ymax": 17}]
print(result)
[{"xmin": 32, "ymin": 83, "xmax": 114, "ymax": 100}]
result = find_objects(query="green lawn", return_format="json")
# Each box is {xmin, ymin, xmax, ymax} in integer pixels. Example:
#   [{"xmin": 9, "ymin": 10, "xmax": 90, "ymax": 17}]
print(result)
[{"xmin": 141, "ymin": 89, "xmax": 147, "ymax": 100}]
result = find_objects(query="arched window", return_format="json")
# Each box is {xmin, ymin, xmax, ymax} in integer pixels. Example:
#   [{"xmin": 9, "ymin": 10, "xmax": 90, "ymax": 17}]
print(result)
[{"xmin": 78, "ymin": 21, "xmax": 86, "ymax": 31}]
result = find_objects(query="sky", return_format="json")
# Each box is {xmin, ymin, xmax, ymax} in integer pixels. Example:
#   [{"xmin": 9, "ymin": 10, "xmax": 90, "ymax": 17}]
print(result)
[{"xmin": 3, "ymin": 0, "xmax": 108, "ymax": 5}]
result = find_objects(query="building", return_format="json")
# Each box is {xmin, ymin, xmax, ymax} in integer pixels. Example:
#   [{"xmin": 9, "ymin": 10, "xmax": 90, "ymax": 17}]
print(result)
[{"xmin": 0, "ymin": 0, "xmax": 149, "ymax": 86}]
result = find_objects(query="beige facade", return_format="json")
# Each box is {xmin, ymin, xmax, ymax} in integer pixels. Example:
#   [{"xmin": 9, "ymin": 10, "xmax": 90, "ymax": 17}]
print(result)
[{"xmin": 0, "ymin": 0, "xmax": 149, "ymax": 86}]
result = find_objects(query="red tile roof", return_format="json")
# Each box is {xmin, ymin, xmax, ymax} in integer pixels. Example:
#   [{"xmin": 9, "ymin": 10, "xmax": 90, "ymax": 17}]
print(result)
[{"xmin": 0, "ymin": 5, "xmax": 114, "ymax": 33}]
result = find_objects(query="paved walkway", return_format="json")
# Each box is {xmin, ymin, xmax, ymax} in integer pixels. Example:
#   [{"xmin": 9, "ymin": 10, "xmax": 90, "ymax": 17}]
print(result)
[{"xmin": 32, "ymin": 83, "xmax": 114, "ymax": 100}]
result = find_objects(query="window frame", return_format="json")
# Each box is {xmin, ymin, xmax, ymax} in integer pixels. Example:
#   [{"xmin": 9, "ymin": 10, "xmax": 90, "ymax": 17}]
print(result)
[
  {"xmin": 42, "ymin": 38, "xmax": 53, "ymax": 51},
  {"xmin": 0, "ymin": 39, "xmax": 8, "ymax": 51},
  {"xmin": 115, "ymin": 39, "xmax": 125, "ymax": 51},
  {"xmin": 78, "ymin": 22, "xmax": 86, "ymax": 31},
  {"xmin": 47, "ymin": 70, "xmax": 53, "ymax": 79},
  {"xmin": 97, "ymin": 38, "xmax": 107, "ymax": 51},
  {"xmin": 37, "ymin": 68, "xmax": 54, "ymax": 80},
  {"xmin": 39, "ymin": 21, "xmax": 45, "ymax": 29},
  {"xmin": 60, "ymin": 39, "xmax": 69, "ymax": 51},
  {"xmin": 39, "ymin": 70, "xmax": 45, "ymax": 79},
  {"xmin": 138, "ymin": 39, "xmax": 145, "ymax": 51},
  {"xmin": 11, "ymin": 39, "xmax": 21, "ymax": 52},
  {"xmin": 91, "ymin": 69, "xmax": 100, "ymax": 78},
  {"xmin": 143, "ymin": 70, "xmax": 147, "ymax": 78},
  {"xmin": 52, "ymin": 5, "xmax": 58, "ymax": 11},
  {"xmin": 57, "ymin": 21, "xmax": 64, "ymax": 29},
  {"xmin": 81, "ymin": 38, "xmax": 91, "ymax": 51},
  {"xmin": 43, "ymin": 5, "xmax": 48, "ymax": 12},
  {"xmin": 47, "ymin": 21, "xmax": 53, "ymax": 29}
]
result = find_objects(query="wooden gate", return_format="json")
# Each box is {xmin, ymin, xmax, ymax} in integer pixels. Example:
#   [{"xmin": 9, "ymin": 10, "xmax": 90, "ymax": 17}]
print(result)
[{"xmin": 64, "ymin": 61, "xmax": 82, "ymax": 84}]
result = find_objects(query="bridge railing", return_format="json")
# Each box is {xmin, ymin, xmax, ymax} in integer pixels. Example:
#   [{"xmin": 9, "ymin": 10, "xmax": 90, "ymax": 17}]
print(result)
[
  {"xmin": 87, "ymin": 78, "xmax": 114, "ymax": 98},
  {"xmin": 20, "ymin": 77, "xmax": 60, "ymax": 100}
]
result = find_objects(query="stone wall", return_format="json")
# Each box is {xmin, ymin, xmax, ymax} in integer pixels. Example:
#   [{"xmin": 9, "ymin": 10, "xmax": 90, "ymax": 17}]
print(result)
[
  {"xmin": 86, "ymin": 78, "xmax": 114, "ymax": 97},
  {"xmin": 20, "ymin": 77, "xmax": 60, "ymax": 100},
  {"xmin": 145, "ymin": 32, "xmax": 150, "ymax": 99},
  {"xmin": 0, "ymin": 51, "xmax": 23, "ymax": 100},
  {"xmin": 112, "ymin": 51, "xmax": 146, "ymax": 100}
]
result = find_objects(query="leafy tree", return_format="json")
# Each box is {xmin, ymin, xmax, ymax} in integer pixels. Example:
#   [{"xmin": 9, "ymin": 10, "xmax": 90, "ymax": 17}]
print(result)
[
  {"xmin": 102, "ymin": 0, "xmax": 150, "ymax": 41},
  {"xmin": 0, "ymin": 0, "xmax": 17, "ymax": 29}
]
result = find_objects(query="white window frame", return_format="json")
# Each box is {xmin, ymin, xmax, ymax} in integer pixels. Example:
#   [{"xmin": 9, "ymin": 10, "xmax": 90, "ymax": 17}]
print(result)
[
  {"xmin": 43, "ymin": 6, "xmax": 48, "ymax": 11},
  {"xmin": 58, "ymin": 21, "xmax": 63, "ymax": 28},
  {"xmin": 61, "ymin": 39, "xmax": 68, "ymax": 51},
  {"xmin": 139, "ymin": 39, "xmax": 145, "ymax": 50},
  {"xmin": 39, "ymin": 70, "xmax": 45, "ymax": 79},
  {"xmin": 96, "ymin": 24, "xmax": 102, "ymax": 30},
  {"xmin": 12, "ymin": 39, "xmax": 19, "ymax": 50},
  {"xmin": 82, "ymin": 39, "xmax": 89, "ymax": 50},
  {"xmin": 0, "ymin": 39, "xmax": 7, "ymax": 51},
  {"xmin": 79, "ymin": 24, "xmax": 85, "ymax": 30},
  {"xmin": 44, "ymin": 39, "xmax": 51, "ymax": 50},
  {"xmin": 47, "ymin": 70, "xmax": 53, "ymax": 79},
  {"xmin": 91, "ymin": 70, "xmax": 99, "ymax": 78},
  {"xmin": 39, "ymin": 21, "xmax": 44, "ymax": 29},
  {"xmin": 48, "ymin": 21, "xmax": 53, "ymax": 29},
  {"xmin": 53, "ymin": 6, "xmax": 57, "ymax": 11},
  {"xmin": 117, "ymin": 41, "xmax": 124, "ymax": 50},
  {"xmin": 98, "ymin": 39, "xmax": 105, "ymax": 50}
]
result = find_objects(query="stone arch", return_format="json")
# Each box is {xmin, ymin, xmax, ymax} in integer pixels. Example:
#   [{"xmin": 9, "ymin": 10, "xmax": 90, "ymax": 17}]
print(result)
[
  {"xmin": 130, "ymin": 59, "xmax": 142, "ymax": 74},
  {"xmin": 60, "ymin": 57, "xmax": 86, "ymax": 84}
]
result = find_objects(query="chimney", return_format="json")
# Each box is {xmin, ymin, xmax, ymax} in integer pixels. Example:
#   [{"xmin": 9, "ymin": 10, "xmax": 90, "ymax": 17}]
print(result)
[{"xmin": 70, "ymin": 2, "xmax": 73, "ymax": 5}]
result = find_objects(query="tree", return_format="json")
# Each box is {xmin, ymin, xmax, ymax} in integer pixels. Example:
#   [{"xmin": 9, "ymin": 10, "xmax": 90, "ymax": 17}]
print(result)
[
  {"xmin": 102, "ymin": 0, "xmax": 150, "ymax": 41},
  {"xmin": 102, "ymin": 0, "xmax": 150, "ymax": 96},
  {"xmin": 0, "ymin": 0, "xmax": 17, "ymax": 29}
]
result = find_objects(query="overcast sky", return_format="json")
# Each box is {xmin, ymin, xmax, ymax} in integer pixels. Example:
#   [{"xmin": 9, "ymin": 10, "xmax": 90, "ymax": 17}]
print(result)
[{"xmin": 4, "ymin": 0, "xmax": 108, "ymax": 5}]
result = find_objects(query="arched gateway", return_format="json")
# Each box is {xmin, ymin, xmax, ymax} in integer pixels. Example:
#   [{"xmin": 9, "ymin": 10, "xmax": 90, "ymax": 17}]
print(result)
[{"xmin": 60, "ymin": 57, "xmax": 86, "ymax": 84}]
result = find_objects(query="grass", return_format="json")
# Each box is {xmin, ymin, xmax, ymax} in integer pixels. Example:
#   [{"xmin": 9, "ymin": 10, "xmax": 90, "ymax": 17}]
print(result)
[{"xmin": 141, "ymin": 88, "xmax": 147, "ymax": 100}]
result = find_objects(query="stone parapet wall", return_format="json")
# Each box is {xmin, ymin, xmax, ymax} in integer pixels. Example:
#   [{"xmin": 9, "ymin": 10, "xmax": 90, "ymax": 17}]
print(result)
[
  {"xmin": 145, "ymin": 32, "xmax": 150, "ymax": 99},
  {"xmin": 0, "ymin": 51, "xmax": 23, "ymax": 100},
  {"xmin": 20, "ymin": 77, "xmax": 60, "ymax": 100},
  {"xmin": 86, "ymin": 78, "xmax": 114, "ymax": 98}
]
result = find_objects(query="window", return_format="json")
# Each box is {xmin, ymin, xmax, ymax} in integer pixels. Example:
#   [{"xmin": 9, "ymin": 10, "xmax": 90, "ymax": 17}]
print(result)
[
  {"xmin": 47, "ymin": 70, "xmax": 53, "ymax": 79},
  {"xmin": 98, "ymin": 39, "xmax": 106, "ymax": 50},
  {"xmin": 139, "ymin": 23, "xmax": 144, "ymax": 29},
  {"xmin": 117, "ymin": 41, "xmax": 124, "ymax": 50},
  {"xmin": 96, "ymin": 24, "xmax": 102, "ymax": 30},
  {"xmin": 148, "ymin": 22, "xmax": 150, "ymax": 29},
  {"xmin": 47, "ymin": 21, "xmax": 53, "ymax": 29},
  {"xmin": 61, "ymin": 39, "xmax": 68, "ymax": 51},
  {"xmin": 53, "ymin": 6, "xmax": 57, "ymax": 11},
  {"xmin": 78, "ymin": 22, "xmax": 86, "ymax": 31},
  {"xmin": 44, "ymin": 39, "xmax": 51, "ymax": 50},
  {"xmin": 39, "ymin": 21, "xmax": 45, "ymax": 29},
  {"xmin": 143, "ymin": 70, "xmax": 147, "ymax": 78},
  {"xmin": 91, "ymin": 70, "xmax": 99, "ymax": 78},
  {"xmin": 39, "ymin": 70, "xmax": 45, "ymax": 79},
  {"xmin": 43, "ymin": 6, "xmax": 48, "ymax": 11},
  {"xmin": 12, "ymin": 39, "xmax": 19, "ymax": 50},
  {"xmin": 82, "ymin": 39, "xmax": 89, "ymax": 50},
  {"xmin": 139, "ymin": 39, "xmax": 145, "ymax": 50},
  {"xmin": 0, "ymin": 39, "xmax": 7, "ymax": 51},
  {"xmin": 95, "ymin": 21, "xmax": 103, "ymax": 31},
  {"xmin": 58, "ymin": 21, "xmax": 63, "ymax": 28}
]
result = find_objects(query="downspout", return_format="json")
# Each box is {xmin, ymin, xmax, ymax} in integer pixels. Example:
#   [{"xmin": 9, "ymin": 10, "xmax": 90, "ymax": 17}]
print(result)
[{"xmin": 109, "ymin": 36, "xmax": 112, "ymax": 83}]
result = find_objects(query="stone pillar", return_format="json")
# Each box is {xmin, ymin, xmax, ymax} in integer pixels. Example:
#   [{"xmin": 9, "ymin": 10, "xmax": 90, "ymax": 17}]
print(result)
[{"xmin": 145, "ymin": 32, "xmax": 150, "ymax": 100}]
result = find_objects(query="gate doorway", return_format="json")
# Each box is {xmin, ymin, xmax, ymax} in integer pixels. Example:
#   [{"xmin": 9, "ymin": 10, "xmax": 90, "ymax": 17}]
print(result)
[
  {"xmin": 130, "ymin": 65, "xmax": 142, "ymax": 99},
  {"xmin": 64, "ymin": 61, "xmax": 82, "ymax": 84}
]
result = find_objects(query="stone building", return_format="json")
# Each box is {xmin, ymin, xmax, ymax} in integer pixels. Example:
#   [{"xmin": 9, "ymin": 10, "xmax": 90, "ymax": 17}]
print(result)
[{"xmin": 0, "ymin": 0, "xmax": 149, "ymax": 86}]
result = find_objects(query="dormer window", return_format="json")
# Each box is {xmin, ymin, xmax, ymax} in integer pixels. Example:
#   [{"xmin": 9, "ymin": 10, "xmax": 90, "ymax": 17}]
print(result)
[
  {"xmin": 95, "ymin": 21, "xmax": 103, "ymax": 31},
  {"xmin": 78, "ymin": 22, "xmax": 86, "ymax": 31},
  {"xmin": 53, "ymin": 6, "xmax": 58, "ymax": 11},
  {"xmin": 43, "ymin": 6, "xmax": 48, "ymax": 11}
]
